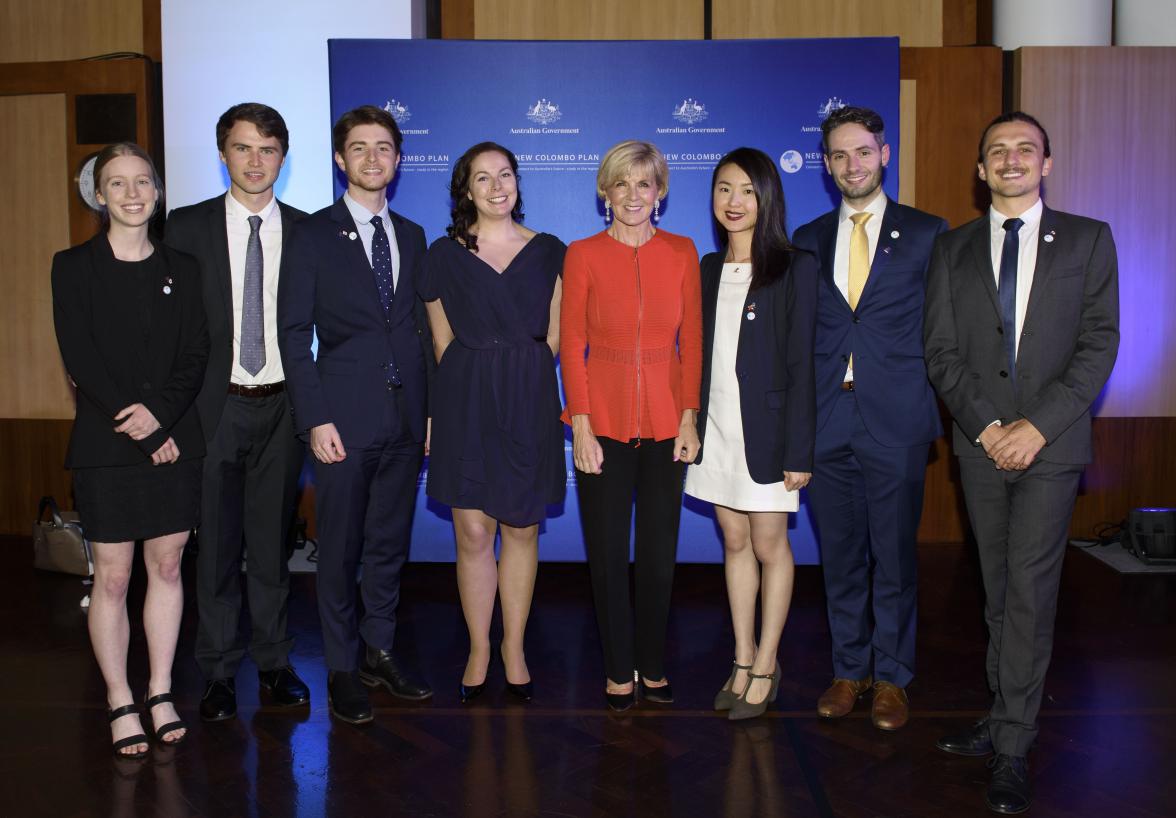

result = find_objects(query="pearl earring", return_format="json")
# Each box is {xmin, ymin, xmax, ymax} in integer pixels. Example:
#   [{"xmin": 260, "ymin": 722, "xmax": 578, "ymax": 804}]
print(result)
[
  {"xmin": 604, "ymin": 200, "xmax": 611, "ymax": 224},
  {"xmin": 653, "ymin": 199, "xmax": 660, "ymax": 222}
]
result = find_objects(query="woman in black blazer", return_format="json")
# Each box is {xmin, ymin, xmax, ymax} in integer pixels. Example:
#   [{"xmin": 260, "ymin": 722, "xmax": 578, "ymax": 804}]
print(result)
[
  {"xmin": 51, "ymin": 143, "xmax": 208, "ymax": 756},
  {"xmin": 684, "ymin": 148, "xmax": 818, "ymax": 719}
]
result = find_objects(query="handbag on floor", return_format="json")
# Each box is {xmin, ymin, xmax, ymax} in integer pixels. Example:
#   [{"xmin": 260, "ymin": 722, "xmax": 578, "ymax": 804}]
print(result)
[{"xmin": 33, "ymin": 496, "xmax": 92, "ymax": 577}]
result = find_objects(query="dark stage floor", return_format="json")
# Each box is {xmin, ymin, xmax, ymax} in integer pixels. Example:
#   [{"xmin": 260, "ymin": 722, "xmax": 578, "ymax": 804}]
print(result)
[{"xmin": 2, "ymin": 536, "xmax": 1173, "ymax": 817}]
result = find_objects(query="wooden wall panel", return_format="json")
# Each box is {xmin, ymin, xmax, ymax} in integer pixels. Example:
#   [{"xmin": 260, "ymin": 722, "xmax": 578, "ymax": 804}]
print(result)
[
  {"xmin": 0, "ymin": 95, "xmax": 74, "ymax": 420},
  {"xmin": 0, "ymin": 0, "xmax": 144, "ymax": 63},
  {"xmin": 1015, "ymin": 47, "xmax": 1176, "ymax": 418},
  {"xmin": 898, "ymin": 79, "xmax": 917, "ymax": 206},
  {"xmin": 473, "ymin": 0, "xmax": 703, "ymax": 40},
  {"xmin": 714, "ymin": 0, "xmax": 942, "ymax": 46},
  {"xmin": 0, "ymin": 420, "xmax": 73, "ymax": 535},
  {"xmin": 900, "ymin": 47, "xmax": 1003, "ymax": 229}
]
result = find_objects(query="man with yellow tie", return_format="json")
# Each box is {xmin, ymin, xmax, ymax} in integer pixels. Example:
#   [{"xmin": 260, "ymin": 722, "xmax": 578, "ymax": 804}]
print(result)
[{"xmin": 793, "ymin": 106, "xmax": 948, "ymax": 731}]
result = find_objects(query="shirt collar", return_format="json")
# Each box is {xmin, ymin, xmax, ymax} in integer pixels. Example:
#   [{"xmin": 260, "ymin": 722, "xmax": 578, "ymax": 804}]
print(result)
[
  {"xmin": 225, "ymin": 190, "xmax": 278, "ymax": 223},
  {"xmin": 989, "ymin": 198, "xmax": 1043, "ymax": 232},
  {"xmin": 343, "ymin": 192, "xmax": 390, "ymax": 227},
  {"xmin": 839, "ymin": 191, "xmax": 888, "ymax": 225}
]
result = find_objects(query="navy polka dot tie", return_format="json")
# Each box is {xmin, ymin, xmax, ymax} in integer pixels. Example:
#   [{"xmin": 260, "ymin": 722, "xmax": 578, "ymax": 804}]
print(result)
[{"xmin": 369, "ymin": 214, "xmax": 395, "ymax": 313}]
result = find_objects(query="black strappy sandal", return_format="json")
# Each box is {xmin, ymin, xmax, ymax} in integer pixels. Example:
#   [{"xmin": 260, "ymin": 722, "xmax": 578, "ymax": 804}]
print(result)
[
  {"xmin": 144, "ymin": 692, "xmax": 188, "ymax": 746},
  {"xmin": 108, "ymin": 703, "xmax": 149, "ymax": 758}
]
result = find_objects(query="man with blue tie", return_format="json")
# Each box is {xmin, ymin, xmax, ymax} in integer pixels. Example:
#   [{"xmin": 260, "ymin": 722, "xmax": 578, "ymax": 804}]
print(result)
[
  {"xmin": 925, "ymin": 112, "xmax": 1118, "ymax": 814},
  {"xmin": 793, "ymin": 106, "xmax": 947, "ymax": 732},
  {"xmin": 166, "ymin": 103, "xmax": 310, "ymax": 722},
  {"xmin": 278, "ymin": 105, "xmax": 434, "ymax": 724}
]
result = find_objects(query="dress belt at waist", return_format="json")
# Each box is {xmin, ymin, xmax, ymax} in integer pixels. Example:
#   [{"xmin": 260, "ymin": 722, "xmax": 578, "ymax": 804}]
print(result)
[
  {"xmin": 228, "ymin": 381, "xmax": 285, "ymax": 397},
  {"xmin": 589, "ymin": 344, "xmax": 676, "ymax": 365}
]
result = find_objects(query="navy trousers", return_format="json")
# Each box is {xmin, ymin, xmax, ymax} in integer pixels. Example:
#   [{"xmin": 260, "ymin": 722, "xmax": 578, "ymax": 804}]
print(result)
[{"xmin": 808, "ymin": 389, "xmax": 929, "ymax": 687}]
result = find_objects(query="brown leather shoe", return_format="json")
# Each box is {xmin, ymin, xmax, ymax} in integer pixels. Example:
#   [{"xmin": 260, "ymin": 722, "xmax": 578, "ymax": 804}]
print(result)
[
  {"xmin": 871, "ymin": 681, "xmax": 909, "ymax": 731},
  {"xmin": 816, "ymin": 677, "xmax": 873, "ymax": 718}
]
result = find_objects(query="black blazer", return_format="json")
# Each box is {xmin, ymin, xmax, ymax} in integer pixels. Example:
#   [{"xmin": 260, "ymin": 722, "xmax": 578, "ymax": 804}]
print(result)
[
  {"xmin": 924, "ymin": 206, "xmax": 1119, "ymax": 464},
  {"xmin": 277, "ymin": 197, "xmax": 435, "ymax": 448},
  {"xmin": 51, "ymin": 234, "xmax": 209, "ymax": 468},
  {"xmin": 164, "ymin": 195, "xmax": 307, "ymax": 441},
  {"xmin": 695, "ymin": 248, "xmax": 819, "ymax": 480}
]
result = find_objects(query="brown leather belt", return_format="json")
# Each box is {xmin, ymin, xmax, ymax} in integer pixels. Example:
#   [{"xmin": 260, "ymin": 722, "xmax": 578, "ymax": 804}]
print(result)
[
  {"xmin": 841, "ymin": 380, "xmax": 855, "ymax": 391},
  {"xmin": 228, "ymin": 381, "xmax": 285, "ymax": 397}
]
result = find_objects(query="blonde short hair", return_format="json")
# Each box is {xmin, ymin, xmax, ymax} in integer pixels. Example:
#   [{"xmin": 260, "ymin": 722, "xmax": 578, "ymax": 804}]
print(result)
[{"xmin": 596, "ymin": 140, "xmax": 669, "ymax": 200}]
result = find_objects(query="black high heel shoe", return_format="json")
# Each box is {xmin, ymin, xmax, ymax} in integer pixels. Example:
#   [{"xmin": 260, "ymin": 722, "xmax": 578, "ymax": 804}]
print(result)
[
  {"xmin": 108, "ymin": 704, "xmax": 149, "ymax": 758},
  {"xmin": 459, "ymin": 681, "xmax": 486, "ymax": 703},
  {"xmin": 504, "ymin": 680, "xmax": 533, "ymax": 702},
  {"xmin": 639, "ymin": 678, "xmax": 674, "ymax": 704},
  {"xmin": 144, "ymin": 692, "xmax": 187, "ymax": 745},
  {"xmin": 605, "ymin": 682, "xmax": 636, "ymax": 712}
]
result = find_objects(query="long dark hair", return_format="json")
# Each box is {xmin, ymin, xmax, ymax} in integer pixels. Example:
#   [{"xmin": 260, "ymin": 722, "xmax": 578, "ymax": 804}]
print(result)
[
  {"xmin": 711, "ymin": 147, "xmax": 793, "ymax": 290},
  {"xmin": 446, "ymin": 142, "xmax": 524, "ymax": 252}
]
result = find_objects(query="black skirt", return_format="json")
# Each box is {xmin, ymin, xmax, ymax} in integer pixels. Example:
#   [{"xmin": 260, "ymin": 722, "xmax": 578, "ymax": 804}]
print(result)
[{"xmin": 72, "ymin": 458, "xmax": 201, "ymax": 543}]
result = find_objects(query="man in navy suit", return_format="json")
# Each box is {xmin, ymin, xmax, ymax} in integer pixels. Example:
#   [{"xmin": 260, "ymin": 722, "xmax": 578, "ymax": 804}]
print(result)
[
  {"xmin": 278, "ymin": 105, "xmax": 433, "ymax": 724},
  {"xmin": 166, "ymin": 103, "xmax": 310, "ymax": 722},
  {"xmin": 925, "ymin": 112, "xmax": 1118, "ymax": 814},
  {"xmin": 793, "ymin": 106, "xmax": 947, "ymax": 731}
]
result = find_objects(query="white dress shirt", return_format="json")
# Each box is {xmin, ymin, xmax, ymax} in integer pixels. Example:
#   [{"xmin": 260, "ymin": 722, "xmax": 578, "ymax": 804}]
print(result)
[
  {"xmin": 343, "ymin": 192, "xmax": 401, "ymax": 291},
  {"xmin": 833, "ymin": 192, "xmax": 888, "ymax": 381},
  {"xmin": 988, "ymin": 198, "xmax": 1043, "ymax": 359},
  {"xmin": 225, "ymin": 192, "xmax": 284, "ymax": 385}
]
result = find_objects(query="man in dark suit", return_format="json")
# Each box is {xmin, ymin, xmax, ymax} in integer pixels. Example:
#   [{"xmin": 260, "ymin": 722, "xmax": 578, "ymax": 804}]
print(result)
[
  {"xmin": 166, "ymin": 103, "xmax": 310, "ymax": 721},
  {"xmin": 793, "ymin": 106, "xmax": 947, "ymax": 731},
  {"xmin": 278, "ymin": 105, "xmax": 433, "ymax": 725},
  {"xmin": 925, "ymin": 111, "xmax": 1118, "ymax": 814}
]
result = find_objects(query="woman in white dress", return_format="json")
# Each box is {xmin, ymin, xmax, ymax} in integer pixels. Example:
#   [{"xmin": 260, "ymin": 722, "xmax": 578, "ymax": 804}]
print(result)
[{"xmin": 685, "ymin": 147, "xmax": 819, "ymax": 719}]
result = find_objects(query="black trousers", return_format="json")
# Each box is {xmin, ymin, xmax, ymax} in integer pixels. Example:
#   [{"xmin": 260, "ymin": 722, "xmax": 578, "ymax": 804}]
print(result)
[
  {"xmin": 575, "ymin": 437, "xmax": 685, "ymax": 685},
  {"xmin": 314, "ymin": 393, "xmax": 423, "ymax": 672},
  {"xmin": 195, "ymin": 392, "xmax": 304, "ymax": 679},
  {"xmin": 958, "ymin": 456, "xmax": 1083, "ymax": 757}
]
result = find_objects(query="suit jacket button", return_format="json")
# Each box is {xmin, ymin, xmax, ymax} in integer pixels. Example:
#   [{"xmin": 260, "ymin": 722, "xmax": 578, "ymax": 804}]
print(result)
[
  {"xmin": 997, "ymin": 326, "xmax": 1004, "ymax": 335},
  {"xmin": 853, "ymin": 317, "xmax": 861, "ymax": 324},
  {"xmin": 999, "ymin": 370, "xmax": 1008, "ymax": 378}
]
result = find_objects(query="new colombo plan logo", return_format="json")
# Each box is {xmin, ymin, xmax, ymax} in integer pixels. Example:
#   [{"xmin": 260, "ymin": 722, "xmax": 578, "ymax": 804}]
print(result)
[
  {"xmin": 526, "ymin": 99, "xmax": 562, "ymax": 125},
  {"xmin": 672, "ymin": 98, "xmax": 708, "ymax": 125}
]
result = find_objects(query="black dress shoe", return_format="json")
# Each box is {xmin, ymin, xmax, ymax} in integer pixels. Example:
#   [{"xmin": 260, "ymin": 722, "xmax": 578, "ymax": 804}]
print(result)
[
  {"xmin": 327, "ymin": 670, "xmax": 373, "ymax": 725},
  {"xmin": 985, "ymin": 754, "xmax": 1031, "ymax": 814},
  {"xmin": 259, "ymin": 666, "xmax": 310, "ymax": 707},
  {"xmin": 639, "ymin": 679, "xmax": 674, "ymax": 704},
  {"xmin": 199, "ymin": 679, "xmax": 237, "ymax": 722},
  {"xmin": 505, "ymin": 680, "xmax": 533, "ymax": 703},
  {"xmin": 359, "ymin": 647, "xmax": 433, "ymax": 701},
  {"xmin": 937, "ymin": 717, "xmax": 994, "ymax": 756},
  {"xmin": 605, "ymin": 689, "xmax": 636, "ymax": 712},
  {"xmin": 459, "ymin": 681, "xmax": 487, "ymax": 703}
]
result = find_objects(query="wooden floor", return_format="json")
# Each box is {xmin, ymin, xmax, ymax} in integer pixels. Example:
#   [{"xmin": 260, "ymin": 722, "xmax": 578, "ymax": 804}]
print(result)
[{"xmin": 2, "ymin": 536, "xmax": 1173, "ymax": 818}]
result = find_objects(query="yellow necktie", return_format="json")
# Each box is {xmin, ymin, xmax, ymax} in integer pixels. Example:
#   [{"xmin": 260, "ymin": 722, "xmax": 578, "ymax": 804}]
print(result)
[{"xmin": 847, "ymin": 211, "xmax": 872, "ymax": 310}]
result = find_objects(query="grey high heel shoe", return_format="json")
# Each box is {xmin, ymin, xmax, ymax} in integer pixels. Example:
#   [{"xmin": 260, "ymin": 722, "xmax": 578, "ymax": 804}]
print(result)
[
  {"xmin": 714, "ymin": 661, "xmax": 753, "ymax": 711},
  {"xmin": 728, "ymin": 662, "xmax": 781, "ymax": 721}
]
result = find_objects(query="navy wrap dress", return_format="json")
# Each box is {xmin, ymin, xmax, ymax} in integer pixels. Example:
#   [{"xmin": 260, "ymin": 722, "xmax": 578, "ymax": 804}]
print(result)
[{"xmin": 417, "ymin": 232, "xmax": 567, "ymax": 527}]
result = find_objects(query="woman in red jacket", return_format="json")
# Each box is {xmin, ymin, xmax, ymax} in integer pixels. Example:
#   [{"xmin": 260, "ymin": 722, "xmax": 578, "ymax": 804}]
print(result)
[{"xmin": 561, "ymin": 140, "xmax": 702, "ymax": 711}]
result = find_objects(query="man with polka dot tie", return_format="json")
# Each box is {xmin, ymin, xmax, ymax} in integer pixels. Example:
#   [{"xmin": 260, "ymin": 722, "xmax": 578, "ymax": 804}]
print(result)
[{"xmin": 278, "ymin": 105, "xmax": 435, "ymax": 725}]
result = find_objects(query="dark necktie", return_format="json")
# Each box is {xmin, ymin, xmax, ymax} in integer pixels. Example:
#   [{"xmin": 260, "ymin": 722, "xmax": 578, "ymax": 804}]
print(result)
[
  {"xmin": 998, "ymin": 217, "xmax": 1023, "ymax": 383},
  {"xmin": 239, "ymin": 214, "xmax": 265, "ymax": 376},
  {"xmin": 368, "ymin": 214, "xmax": 401, "ymax": 386},
  {"xmin": 369, "ymin": 214, "xmax": 395, "ymax": 312}
]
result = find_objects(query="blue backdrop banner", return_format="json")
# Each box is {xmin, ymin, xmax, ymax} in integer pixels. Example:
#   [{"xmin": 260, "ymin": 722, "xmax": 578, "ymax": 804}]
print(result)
[{"xmin": 326, "ymin": 37, "xmax": 901, "ymax": 563}]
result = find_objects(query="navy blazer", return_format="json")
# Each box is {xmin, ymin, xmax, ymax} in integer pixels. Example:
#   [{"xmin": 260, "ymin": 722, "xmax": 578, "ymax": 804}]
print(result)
[
  {"xmin": 695, "ymin": 248, "xmax": 819, "ymax": 480},
  {"xmin": 924, "ymin": 207, "xmax": 1119, "ymax": 464},
  {"xmin": 51, "ymin": 234, "xmax": 209, "ymax": 468},
  {"xmin": 793, "ymin": 200, "xmax": 947, "ymax": 448},
  {"xmin": 164, "ymin": 195, "xmax": 307, "ymax": 442},
  {"xmin": 277, "ymin": 197, "xmax": 433, "ymax": 449}
]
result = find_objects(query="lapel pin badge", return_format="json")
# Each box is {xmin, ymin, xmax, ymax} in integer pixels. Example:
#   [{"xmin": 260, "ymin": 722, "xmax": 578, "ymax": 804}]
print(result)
[
  {"xmin": 349, "ymin": 232, "xmax": 358, "ymax": 241},
  {"xmin": 1044, "ymin": 230, "xmax": 1055, "ymax": 243},
  {"xmin": 746, "ymin": 302, "xmax": 757, "ymax": 321},
  {"xmin": 162, "ymin": 285, "xmax": 172, "ymax": 295},
  {"xmin": 890, "ymin": 230, "xmax": 900, "ymax": 239}
]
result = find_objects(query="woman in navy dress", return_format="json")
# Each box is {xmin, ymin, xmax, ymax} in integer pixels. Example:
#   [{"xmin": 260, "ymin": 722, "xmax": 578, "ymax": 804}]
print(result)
[{"xmin": 418, "ymin": 142, "xmax": 565, "ymax": 703}]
